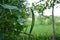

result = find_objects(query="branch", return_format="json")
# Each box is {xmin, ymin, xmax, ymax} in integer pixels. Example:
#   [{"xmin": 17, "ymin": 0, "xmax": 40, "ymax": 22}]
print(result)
[
  {"xmin": 52, "ymin": 0, "xmax": 55, "ymax": 40},
  {"xmin": 20, "ymin": 31, "xmax": 33, "ymax": 37}
]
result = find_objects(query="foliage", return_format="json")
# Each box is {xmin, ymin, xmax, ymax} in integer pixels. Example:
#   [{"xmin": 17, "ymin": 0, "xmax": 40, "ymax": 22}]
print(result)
[
  {"xmin": 0, "ymin": 0, "xmax": 60, "ymax": 40},
  {"xmin": 0, "ymin": 0, "xmax": 28, "ymax": 40},
  {"xmin": 31, "ymin": 0, "xmax": 60, "ymax": 17}
]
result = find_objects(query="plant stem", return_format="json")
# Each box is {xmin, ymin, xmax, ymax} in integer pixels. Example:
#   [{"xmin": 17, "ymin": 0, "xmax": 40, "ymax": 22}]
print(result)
[{"xmin": 52, "ymin": 0, "xmax": 55, "ymax": 40}]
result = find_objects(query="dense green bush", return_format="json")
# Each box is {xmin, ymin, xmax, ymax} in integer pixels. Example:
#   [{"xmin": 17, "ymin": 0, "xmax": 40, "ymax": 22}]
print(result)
[{"xmin": 0, "ymin": 0, "xmax": 28, "ymax": 40}]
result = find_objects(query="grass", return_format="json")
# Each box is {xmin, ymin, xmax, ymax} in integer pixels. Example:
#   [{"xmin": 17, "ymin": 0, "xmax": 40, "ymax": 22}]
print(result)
[{"xmin": 22, "ymin": 19, "xmax": 60, "ymax": 40}]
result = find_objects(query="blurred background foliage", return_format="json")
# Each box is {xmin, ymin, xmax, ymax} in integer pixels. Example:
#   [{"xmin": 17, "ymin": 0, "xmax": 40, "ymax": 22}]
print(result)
[{"xmin": 0, "ymin": 0, "xmax": 60, "ymax": 40}]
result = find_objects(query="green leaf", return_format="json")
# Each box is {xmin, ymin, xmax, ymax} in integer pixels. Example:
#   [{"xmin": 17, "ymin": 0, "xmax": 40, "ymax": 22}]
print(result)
[
  {"xmin": 0, "ymin": 4, "xmax": 19, "ymax": 10},
  {"xmin": 46, "ymin": 2, "xmax": 49, "ymax": 7}
]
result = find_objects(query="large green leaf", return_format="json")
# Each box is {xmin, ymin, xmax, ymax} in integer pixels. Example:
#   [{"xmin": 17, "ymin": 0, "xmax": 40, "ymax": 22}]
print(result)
[{"xmin": 0, "ymin": 4, "xmax": 19, "ymax": 10}]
